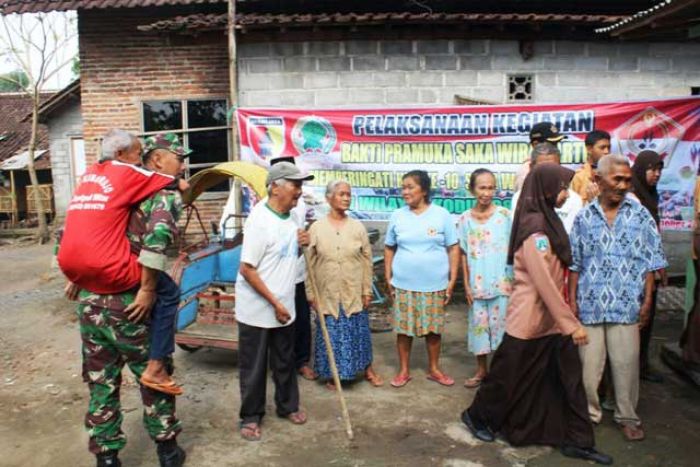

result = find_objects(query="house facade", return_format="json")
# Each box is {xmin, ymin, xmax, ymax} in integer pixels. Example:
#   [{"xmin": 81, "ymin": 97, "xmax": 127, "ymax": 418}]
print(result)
[
  {"xmin": 0, "ymin": 92, "xmax": 52, "ymax": 224},
  {"xmin": 2, "ymin": 0, "xmax": 698, "ymax": 268}
]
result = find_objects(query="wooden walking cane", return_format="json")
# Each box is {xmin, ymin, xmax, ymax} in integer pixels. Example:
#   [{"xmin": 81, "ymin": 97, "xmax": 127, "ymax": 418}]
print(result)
[{"xmin": 303, "ymin": 248, "xmax": 354, "ymax": 440}]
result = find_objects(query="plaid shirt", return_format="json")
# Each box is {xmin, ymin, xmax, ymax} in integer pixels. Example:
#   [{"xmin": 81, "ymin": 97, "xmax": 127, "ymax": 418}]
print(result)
[{"xmin": 570, "ymin": 197, "xmax": 667, "ymax": 325}]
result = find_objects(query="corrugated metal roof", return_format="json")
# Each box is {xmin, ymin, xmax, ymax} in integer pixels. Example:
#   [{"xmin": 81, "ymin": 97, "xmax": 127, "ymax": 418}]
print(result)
[
  {"xmin": 138, "ymin": 11, "xmax": 626, "ymax": 32},
  {"xmin": 0, "ymin": 150, "xmax": 48, "ymax": 171},
  {"xmin": 0, "ymin": 0, "xmax": 223, "ymax": 14}
]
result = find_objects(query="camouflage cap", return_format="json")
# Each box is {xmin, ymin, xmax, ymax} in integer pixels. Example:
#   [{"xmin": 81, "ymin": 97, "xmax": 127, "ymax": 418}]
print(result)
[{"xmin": 142, "ymin": 133, "xmax": 192, "ymax": 158}]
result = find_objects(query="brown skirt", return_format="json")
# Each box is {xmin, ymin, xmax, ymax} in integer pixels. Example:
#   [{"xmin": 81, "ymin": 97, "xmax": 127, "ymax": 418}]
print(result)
[{"xmin": 467, "ymin": 333, "xmax": 594, "ymax": 448}]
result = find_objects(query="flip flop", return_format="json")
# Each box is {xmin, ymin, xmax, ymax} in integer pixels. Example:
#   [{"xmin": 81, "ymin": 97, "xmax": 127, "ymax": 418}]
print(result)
[
  {"xmin": 240, "ymin": 422, "xmax": 262, "ymax": 442},
  {"xmin": 464, "ymin": 376, "xmax": 483, "ymax": 388},
  {"xmin": 427, "ymin": 373, "xmax": 455, "ymax": 386},
  {"xmin": 139, "ymin": 376, "xmax": 184, "ymax": 396},
  {"xmin": 390, "ymin": 374, "xmax": 412, "ymax": 388},
  {"xmin": 284, "ymin": 411, "xmax": 308, "ymax": 425},
  {"xmin": 298, "ymin": 366, "xmax": 318, "ymax": 381},
  {"xmin": 620, "ymin": 423, "xmax": 645, "ymax": 441}
]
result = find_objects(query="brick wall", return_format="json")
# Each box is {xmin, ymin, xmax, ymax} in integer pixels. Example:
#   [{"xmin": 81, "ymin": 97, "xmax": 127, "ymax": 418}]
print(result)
[
  {"xmin": 238, "ymin": 39, "xmax": 700, "ymax": 106},
  {"xmin": 78, "ymin": 9, "xmax": 229, "ymax": 163},
  {"xmin": 78, "ymin": 9, "xmax": 231, "ymax": 230}
]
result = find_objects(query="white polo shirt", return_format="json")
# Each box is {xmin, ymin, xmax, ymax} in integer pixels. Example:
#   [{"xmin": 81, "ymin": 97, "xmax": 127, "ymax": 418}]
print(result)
[{"xmin": 235, "ymin": 201, "xmax": 300, "ymax": 328}]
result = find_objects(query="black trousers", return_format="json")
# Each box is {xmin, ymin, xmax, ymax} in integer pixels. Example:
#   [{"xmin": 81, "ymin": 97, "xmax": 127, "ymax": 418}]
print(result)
[
  {"xmin": 238, "ymin": 321, "xmax": 299, "ymax": 425},
  {"xmin": 293, "ymin": 282, "xmax": 312, "ymax": 369}
]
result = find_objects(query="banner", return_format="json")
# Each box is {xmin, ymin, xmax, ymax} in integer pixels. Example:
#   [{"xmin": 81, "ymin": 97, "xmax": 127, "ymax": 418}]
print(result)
[{"xmin": 236, "ymin": 97, "xmax": 700, "ymax": 230}]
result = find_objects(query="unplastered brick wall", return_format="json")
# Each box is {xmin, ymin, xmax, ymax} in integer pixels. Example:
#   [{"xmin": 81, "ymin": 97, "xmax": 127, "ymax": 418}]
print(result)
[
  {"xmin": 78, "ymin": 9, "xmax": 229, "ymax": 163},
  {"xmin": 78, "ymin": 9, "xmax": 230, "ymax": 231},
  {"xmin": 238, "ymin": 39, "xmax": 700, "ymax": 107}
]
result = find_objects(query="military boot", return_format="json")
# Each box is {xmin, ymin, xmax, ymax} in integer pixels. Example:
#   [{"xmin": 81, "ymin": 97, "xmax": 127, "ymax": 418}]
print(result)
[
  {"xmin": 96, "ymin": 450, "xmax": 121, "ymax": 467},
  {"xmin": 157, "ymin": 439, "xmax": 186, "ymax": 467}
]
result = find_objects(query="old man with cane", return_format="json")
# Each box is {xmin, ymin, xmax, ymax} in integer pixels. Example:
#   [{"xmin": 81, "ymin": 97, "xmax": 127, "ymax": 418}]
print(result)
[{"xmin": 235, "ymin": 161, "xmax": 314, "ymax": 441}]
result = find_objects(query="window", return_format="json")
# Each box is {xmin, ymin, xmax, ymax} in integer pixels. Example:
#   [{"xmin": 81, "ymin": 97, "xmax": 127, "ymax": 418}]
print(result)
[
  {"xmin": 508, "ymin": 74, "xmax": 533, "ymax": 102},
  {"xmin": 692, "ymin": 86, "xmax": 700, "ymax": 96},
  {"xmin": 141, "ymin": 98, "xmax": 230, "ymax": 192}
]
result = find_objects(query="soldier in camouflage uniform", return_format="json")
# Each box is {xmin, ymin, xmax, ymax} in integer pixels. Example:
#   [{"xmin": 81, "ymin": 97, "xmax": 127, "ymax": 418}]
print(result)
[
  {"xmin": 133, "ymin": 135, "xmax": 191, "ymax": 398},
  {"xmin": 73, "ymin": 133, "xmax": 189, "ymax": 467}
]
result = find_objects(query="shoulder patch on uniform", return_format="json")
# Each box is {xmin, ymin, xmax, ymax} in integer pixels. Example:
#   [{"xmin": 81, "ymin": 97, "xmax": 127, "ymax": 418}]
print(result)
[{"xmin": 534, "ymin": 235, "xmax": 549, "ymax": 252}]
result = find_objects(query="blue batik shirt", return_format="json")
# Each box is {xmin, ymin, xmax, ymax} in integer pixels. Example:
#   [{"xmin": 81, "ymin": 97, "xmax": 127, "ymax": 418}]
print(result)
[{"xmin": 570, "ymin": 198, "xmax": 667, "ymax": 325}]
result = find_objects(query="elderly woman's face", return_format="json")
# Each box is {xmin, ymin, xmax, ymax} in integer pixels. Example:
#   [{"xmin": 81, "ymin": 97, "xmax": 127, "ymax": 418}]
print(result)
[
  {"xmin": 328, "ymin": 182, "xmax": 352, "ymax": 212},
  {"xmin": 402, "ymin": 176, "xmax": 426, "ymax": 208}
]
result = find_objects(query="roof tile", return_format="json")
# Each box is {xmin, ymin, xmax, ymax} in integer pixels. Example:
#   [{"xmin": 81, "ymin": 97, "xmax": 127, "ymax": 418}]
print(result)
[{"xmin": 0, "ymin": 94, "xmax": 51, "ymax": 167}]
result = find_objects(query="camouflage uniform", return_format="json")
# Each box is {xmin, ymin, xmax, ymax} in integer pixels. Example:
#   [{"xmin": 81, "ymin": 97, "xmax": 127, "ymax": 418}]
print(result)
[
  {"xmin": 78, "ymin": 289, "xmax": 181, "ymax": 454},
  {"xmin": 76, "ymin": 132, "xmax": 188, "ymax": 455},
  {"xmin": 78, "ymin": 188, "xmax": 184, "ymax": 454}
]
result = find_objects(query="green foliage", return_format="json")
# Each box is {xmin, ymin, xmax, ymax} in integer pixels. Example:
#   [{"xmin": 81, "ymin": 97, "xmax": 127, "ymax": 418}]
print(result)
[
  {"xmin": 71, "ymin": 56, "xmax": 80, "ymax": 79},
  {"xmin": 0, "ymin": 70, "xmax": 29, "ymax": 92}
]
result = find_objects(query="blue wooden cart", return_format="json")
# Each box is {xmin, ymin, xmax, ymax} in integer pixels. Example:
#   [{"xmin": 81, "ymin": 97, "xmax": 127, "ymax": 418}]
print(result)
[{"xmin": 171, "ymin": 162, "xmax": 267, "ymax": 352}]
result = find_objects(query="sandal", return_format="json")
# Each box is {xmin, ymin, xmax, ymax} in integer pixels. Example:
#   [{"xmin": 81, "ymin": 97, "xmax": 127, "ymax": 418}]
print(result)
[
  {"xmin": 390, "ymin": 374, "xmax": 412, "ymax": 388},
  {"xmin": 285, "ymin": 411, "xmax": 308, "ymax": 425},
  {"xmin": 620, "ymin": 423, "xmax": 645, "ymax": 441},
  {"xmin": 427, "ymin": 372, "xmax": 455, "ymax": 386},
  {"xmin": 139, "ymin": 376, "xmax": 184, "ymax": 396},
  {"xmin": 298, "ymin": 366, "xmax": 318, "ymax": 381},
  {"xmin": 464, "ymin": 376, "xmax": 483, "ymax": 388},
  {"xmin": 240, "ymin": 422, "xmax": 261, "ymax": 442}
]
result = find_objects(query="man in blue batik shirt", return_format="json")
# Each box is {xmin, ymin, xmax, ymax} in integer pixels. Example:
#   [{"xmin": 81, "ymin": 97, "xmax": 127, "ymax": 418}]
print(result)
[{"xmin": 569, "ymin": 154, "xmax": 667, "ymax": 443}]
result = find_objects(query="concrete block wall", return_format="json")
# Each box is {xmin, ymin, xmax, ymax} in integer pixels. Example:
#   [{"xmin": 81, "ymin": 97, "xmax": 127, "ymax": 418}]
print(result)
[
  {"xmin": 238, "ymin": 39, "xmax": 700, "ymax": 107},
  {"xmin": 48, "ymin": 103, "xmax": 83, "ymax": 217}
]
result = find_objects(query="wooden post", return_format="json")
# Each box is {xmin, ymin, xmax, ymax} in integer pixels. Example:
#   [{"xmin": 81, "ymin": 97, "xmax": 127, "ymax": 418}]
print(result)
[
  {"xmin": 228, "ymin": 0, "xmax": 244, "ymax": 230},
  {"xmin": 9, "ymin": 170, "xmax": 16, "ymax": 225},
  {"xmin": 228, "ymin": 0, "xmax": 239, "ymax": 158}
]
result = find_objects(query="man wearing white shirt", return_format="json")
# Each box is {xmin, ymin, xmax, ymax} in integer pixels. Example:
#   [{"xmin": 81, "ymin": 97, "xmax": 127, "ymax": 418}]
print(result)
[
  {"xmin": 236, "ymin": 162, "xmax": 314, "ymax": 441},
  {"xmin": 510, "ymin": 142, "xmax": 583, "ymax": 234},
  {"xmin": 220, "ymin": 157, "xmax": 318, "ymax": 380}
]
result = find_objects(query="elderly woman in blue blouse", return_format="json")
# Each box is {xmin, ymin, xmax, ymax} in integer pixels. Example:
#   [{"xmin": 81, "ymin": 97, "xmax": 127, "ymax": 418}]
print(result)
[
  {"xmin": 306, "ymin": 180, "xmax": 383, "ymax": 388},
  {"xmin": 385, "ymin": 170, "xmax": 460, "ymax": 388}
]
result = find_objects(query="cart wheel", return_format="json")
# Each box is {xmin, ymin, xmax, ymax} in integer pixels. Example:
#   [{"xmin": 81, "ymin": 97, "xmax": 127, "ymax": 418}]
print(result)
[{"xmin": 177, "ymin": 343, "xmax": 201, "ymax": 353}]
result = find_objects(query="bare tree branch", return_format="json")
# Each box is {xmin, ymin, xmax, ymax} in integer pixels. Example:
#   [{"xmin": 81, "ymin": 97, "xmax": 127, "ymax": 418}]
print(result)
[{"xmin": 0, "ymin": 11, "xmax": 77, "ymax": 241}]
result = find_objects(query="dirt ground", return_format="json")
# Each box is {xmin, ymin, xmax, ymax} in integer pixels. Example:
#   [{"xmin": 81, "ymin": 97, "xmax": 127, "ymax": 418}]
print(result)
[{"xmin": 1, "ymin": 242, "xmax": 699, "ymax": 467}]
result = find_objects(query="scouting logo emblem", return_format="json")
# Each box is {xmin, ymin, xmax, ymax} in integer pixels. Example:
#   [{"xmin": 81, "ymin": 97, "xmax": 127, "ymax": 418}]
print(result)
[{"xmin": 291, "ymin": 116, "xmax": 337, "ymax": 155}]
